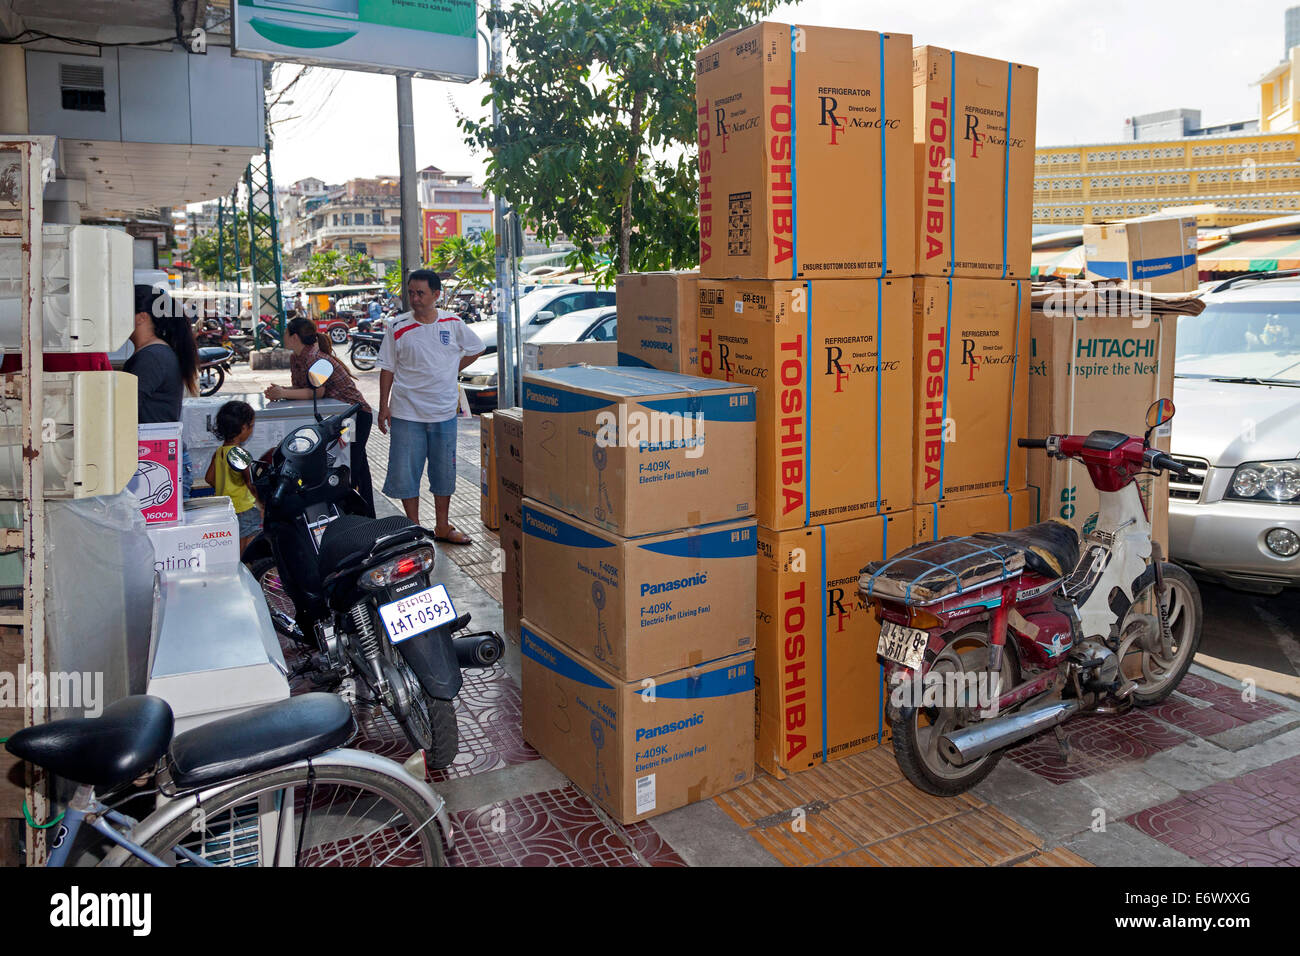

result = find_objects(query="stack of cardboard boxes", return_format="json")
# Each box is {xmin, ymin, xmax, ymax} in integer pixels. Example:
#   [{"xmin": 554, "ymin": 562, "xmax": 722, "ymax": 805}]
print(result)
[
  {"xmin": 493, "ymin": 407, "xmax": 525, "ymax": 643},
  {"xmin": 686, "ymin": 22, "xmax": 1039, "ymax": 776},
  {"xmin": 518, "ymin": 365, "xmax": 760, "ymax": 823}
]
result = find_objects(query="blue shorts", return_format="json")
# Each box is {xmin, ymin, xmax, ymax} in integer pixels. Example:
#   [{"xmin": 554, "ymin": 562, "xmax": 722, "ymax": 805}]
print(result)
[
  {"xmin": 236, "ymin": 505, "xmax": 262, "ymax": 539},
  {"xmin": 383, "ymin": 416, "xmax": 458, "ymax": 500}
]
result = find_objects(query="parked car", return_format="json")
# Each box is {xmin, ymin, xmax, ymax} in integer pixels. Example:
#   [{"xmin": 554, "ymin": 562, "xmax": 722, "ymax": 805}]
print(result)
[
  {"xmin": 459, "ymin": 306, "xmax": 618, "ymax": 415},
  {"xmin": 472, "ymin": 285, "xmax": 615, "ymax": 354},
  {"xmin": 1168, "ymin": 272, "xmax": 1300, "ymax": 593}
]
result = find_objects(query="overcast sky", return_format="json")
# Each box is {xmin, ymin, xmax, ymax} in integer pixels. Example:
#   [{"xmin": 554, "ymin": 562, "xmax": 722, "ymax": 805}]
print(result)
[{"xmin": 266, "ymin": 0, "xmax": 1297, "ymax": 188}]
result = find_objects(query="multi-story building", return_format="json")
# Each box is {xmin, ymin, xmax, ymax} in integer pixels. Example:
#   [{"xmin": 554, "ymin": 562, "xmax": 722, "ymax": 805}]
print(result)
[
  {"xmin": 418, "ymin": 165, "xmax": 493, "ymax": 257},
  {"xmin": 281, "ymin": 176, "xmax": 402, "ymax": 270}
]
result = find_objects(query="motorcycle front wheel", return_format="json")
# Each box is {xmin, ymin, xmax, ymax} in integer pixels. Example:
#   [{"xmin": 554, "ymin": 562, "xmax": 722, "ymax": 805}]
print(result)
[
  {"xmin": 1118, "ymin": 563, "xmax": 1203, "ymax": 705},
  {"xmin": 350, "ymin": 342, "xmax": 378, "ymax": 372},
  {"xmin": 249, "ymin": 557, "xmax": 308, "ymax": 646},
  {"xmin": 892, "ymin": 625, "xmax": 1021, "ymax": 797},
  {"xmin": 198, "ymin": 366, "xmax": 224, "ymax": 397}
]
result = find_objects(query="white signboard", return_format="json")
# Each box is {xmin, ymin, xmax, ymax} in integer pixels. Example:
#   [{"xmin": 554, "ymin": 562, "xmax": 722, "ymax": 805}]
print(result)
[{"xmin": 232, "ymin": 0, "xmax": 477, "ymax": 82}]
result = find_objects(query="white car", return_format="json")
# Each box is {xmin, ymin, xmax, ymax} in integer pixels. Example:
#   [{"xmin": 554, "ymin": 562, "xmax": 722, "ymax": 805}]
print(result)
[
  {"xmin": 1168, "ymin": 273, "xmax": 1300, "ymax": 592},
  {"xmin": 473, "ymin": 285, "xmax": 615, "ymax": 354}
]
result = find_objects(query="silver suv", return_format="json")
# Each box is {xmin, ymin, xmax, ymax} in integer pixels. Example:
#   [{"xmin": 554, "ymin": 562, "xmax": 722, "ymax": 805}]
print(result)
[{"xmin": 1169, "ymin": 273, "xmax": 1300, "ymax": 593}]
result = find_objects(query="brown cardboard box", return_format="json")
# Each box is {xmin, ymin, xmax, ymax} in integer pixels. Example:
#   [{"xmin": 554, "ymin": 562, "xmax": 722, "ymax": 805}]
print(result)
[
  {"xmin": 1083, "ymin": 217, "xmax": 1199, "ymax": 294},
  {"xmin": 479, "ymin": 413, "xmax": 499, "ymax": 531},
  {"xmin": 522, "ymin": 341, "xmax": 618, "ymax": 372},
  {"xmin": 521, "ymin": 620, "xmax": 755, "ymax": 824},
  {"xmin": 697, "ymin": 278, "xmax": 914, "ymax": 530},
  {"xmin": 522, "ymin": 499, "xmax": 756, "ymax": 680},
  {"xmin": 522, "ymin": 366, "xmax": 756, "ymax": 537},
  {"xmin": 755, "ymin": 510, "xmax": 914, "ymax": 776},
  {"xmin": 1027, "ymin": 308, "xmax": 1176, "ymax": 549},
  {"xmin": 616, "ymin": 272, "xmax": 700, "ymax": 373},
  {"xmin": 696, "ymin": 22, "xmax": 914, "ymax": 280},
  {"xmin": 912, "ymin": 46, "xmax": 1038, "ymax": 279},
  {"xmin": 912, "ymin": 488, "xmax": 1034, "ymax": 543},
  {"xmin": 494, "ymin": 408, "xmax": 525, "ymax": 643},
  {"xmin": 913, "ymin": 278, "xmax": 1031, "ymax": 505}
]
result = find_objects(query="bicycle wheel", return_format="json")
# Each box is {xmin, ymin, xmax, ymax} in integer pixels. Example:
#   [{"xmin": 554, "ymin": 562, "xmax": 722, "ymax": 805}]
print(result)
[{"xmin": 127, "ymin": 760, "xmax": 446, "ymax": 867}]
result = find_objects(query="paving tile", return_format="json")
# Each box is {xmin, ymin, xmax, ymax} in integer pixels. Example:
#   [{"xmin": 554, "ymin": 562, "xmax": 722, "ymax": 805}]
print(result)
[
  {"xmin": 818, "ymin": 789, "xmax": 931, "ymax": 845},
  {"xmin": 1183, "ymin": 778, "xmax": 1299, "ymax": 834},
  {"xmin": 883, "ymin": 778, "xmax": 983, "ymax": 822},
  {"xmin": 818, "ymin": 849, "xmax": 884, "ymax": 867},
  {"xmin": 1145, "ymin": 697, "xmax": 1247, "ymax": 738},
  {"xmin": 748, "ymin": 813, "xmax": 860, "ymax": 867},
  {"xmin": 447, "ymin": 786, "xmax": 641, "ymax": 867},
  {"xmin": 1015, "ymin": 846, "xmax": 1094, "ymax": 867},
  {"xmin": 1198, "ymin": 824, "xmax": 1300, "ymax": 867},
  {"xmin": 1126, "ymin": 796, "xmax": 1257, "ymax": 860},
  {"xmin": 714, "ymin": 773, "xmax": 803, "ymax": 830},
  {"xmin": 614, "ymin": 820, "xmax": 689, "ymax": 867},
  {"xmin": 866, "ymin": 824, "xmax": 987, "ymax": 866},
  {"xmin": 929, "ymin": 808, "xmax": 1043, "ymax": 866},
  {"xmin": 778, "ymin": 749, "xmax": 898, "ymax": 804}
]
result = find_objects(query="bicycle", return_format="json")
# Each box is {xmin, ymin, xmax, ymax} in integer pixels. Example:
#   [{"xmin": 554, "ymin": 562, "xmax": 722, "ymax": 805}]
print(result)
[{"xmin": 4, "ymin": 692, "xmax": 452, "ymax": 867}]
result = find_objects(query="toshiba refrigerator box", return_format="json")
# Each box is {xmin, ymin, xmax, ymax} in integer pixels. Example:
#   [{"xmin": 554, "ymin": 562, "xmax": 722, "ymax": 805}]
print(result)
[
  {"xmin": 755, "ymin": 510, "xmax": 913, "ymax": 776},
  {"xmin": 1082, "ymin": 216, "xmax": 1199, "ymax": 294},
  {"xmin": 912, "ymin": 489, "xmax": 1034, "ymax": 543},
  {"xmin": 616, "ymin": 272, "xmax": 699, "ymax": 373},
  {"xmin": 913, "ymin": 278, "xmax": 1031, "ymax": 506},
  {"xmin": 913, "ymin": 46, "xmax": 1038, "ymax": 279},
  {"xmin": 522, "ymin": 366, "xmax": 756, "ymax": 537},
  {"xmin": 521, "ymin": 620, "xmax": 755, "ymax": 824},
  {"xmin": 696, "ymin": 21, "xmax": 914, "ymax": 280},
  {"xmin": 522, "ymin": 498, "xmax": 756, "ymax": 680},
  {"xmin": 697, "ymin": 278, "xmax": 913, "ymax": 530}
]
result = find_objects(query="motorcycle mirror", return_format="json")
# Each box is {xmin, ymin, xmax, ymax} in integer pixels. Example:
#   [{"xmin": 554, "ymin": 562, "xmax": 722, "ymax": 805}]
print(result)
[
  {"xmin": 1145, "ymin": 398, "xmax": 1175, "ymax": 430},
  {"xmin": 226, "ymin": 445, "xmax": 253, "ymax": 473},
  {"xmin": 307, "ymin": 358, "xmax": 333, "ymax": 389}
]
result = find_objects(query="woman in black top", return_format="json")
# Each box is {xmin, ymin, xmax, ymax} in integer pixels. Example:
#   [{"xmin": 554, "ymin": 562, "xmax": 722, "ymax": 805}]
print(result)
[
  {"xmin": 125, "ymin": 285, "xmax": 199, "ymax": 423},
  {"xmin": 125, "ymin": 285, "xmax": 200, "ymax": 496}
]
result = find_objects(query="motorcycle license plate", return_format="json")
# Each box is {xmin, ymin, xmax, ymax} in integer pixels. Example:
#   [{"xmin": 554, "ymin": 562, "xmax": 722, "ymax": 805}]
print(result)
[
  {"xmin": 877, "ymin": 621, "xmax": 930, "ymax": 670},
  {"xmin": 378, "ymin": 584, "xmax": 456, "ymax": 645}
]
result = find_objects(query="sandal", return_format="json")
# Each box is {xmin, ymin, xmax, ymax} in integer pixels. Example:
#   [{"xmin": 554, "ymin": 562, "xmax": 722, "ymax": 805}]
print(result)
[{"xmin": 433, "ymin": 526, "xmax": 473, "ymax": 545}]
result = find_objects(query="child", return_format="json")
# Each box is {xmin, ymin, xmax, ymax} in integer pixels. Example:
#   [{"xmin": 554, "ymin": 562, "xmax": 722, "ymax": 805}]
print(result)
[{"xmin": 205, "ymin": 400, "xmax": 261, "ymax": 552}]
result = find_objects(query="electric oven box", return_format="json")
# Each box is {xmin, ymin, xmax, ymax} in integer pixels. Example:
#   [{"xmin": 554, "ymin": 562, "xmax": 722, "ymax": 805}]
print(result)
[{"xmin": 145, "ymin": 494, "xmax": 239, "ymax": 575}]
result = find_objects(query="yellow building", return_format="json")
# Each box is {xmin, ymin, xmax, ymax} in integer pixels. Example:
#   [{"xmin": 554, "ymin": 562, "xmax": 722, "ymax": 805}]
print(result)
[
  {"xmin": 1033, "ymin": 132, "xmax": 1300, "ymax": 226},
  {"xmin": 1258, "ymin": 47, "xmax": 1300, "ymax": 133}
]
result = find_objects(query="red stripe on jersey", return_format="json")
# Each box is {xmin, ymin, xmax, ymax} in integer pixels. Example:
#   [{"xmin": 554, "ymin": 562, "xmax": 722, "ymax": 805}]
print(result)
[{"xmin": 392, "ymin": 322, "xmax": 419, "ymax": 341}]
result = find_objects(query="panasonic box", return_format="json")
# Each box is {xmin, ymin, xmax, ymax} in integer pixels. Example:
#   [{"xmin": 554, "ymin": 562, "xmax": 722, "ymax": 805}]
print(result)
[
  {"xmin": 522, "ymin": 498, "xmax": 756, "ymax": 680},
  {"xmin": 1082, "ymin": 216, "xmax": 1198, "ymax": 294},
  {"xmin": 913, "ymin": 46, "xmax": 1038, "ymax": 279},
  {"xmin": 522, "ymin": 366, "xmax": 756, "ymax": 537},
  {"xmin": 696, "ymin": 278, "xmax": 914, "ymax": 530},
  {"xmin": 755, "ymin": 511, "xmax": 913, "ymax": 775},
  {"xmin": 696, "ymin": 22, "xmax": 914, "ymax": 280},
  {"xmin": 616, "ymin": 271, "xmax": 700, "ymax": 373},
  {"xmin": 522, "ymin": 620, "xmax": 755, "ymax": 824}
]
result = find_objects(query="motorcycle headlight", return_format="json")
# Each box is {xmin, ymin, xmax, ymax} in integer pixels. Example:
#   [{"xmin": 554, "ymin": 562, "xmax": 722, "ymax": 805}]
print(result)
[
  {"xmin": 285, "ymin": 425, "xmax": 320, "ymax": 455},
  {"xmin": 1227, "ymin": 460, "xmax": 1300, "ymax": 503},
  {"xmin": 360, "ymin": 547, "xmax": 435, "ymax": 590}
]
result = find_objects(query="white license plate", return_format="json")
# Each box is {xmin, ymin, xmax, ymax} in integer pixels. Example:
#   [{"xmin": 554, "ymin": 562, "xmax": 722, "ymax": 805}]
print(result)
[
  {"xmin": 877, "ymin": 620, "xmax": 930, "ymax": 670},
  {"xmin": 378, "ymin": 584, "xmax": 456, "ymax": 644}
]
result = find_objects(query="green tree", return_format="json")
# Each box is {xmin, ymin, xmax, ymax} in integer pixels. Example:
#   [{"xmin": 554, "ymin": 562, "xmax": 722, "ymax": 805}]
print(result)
[
  {"xmin": 462, "ymin": 0, "xmax": 780, "ymax": 285},
  {"xmin": 427, "ymin": 233, "xmax": 497, "ymax": 292},
  {"xmin": 343, "ymin": 250, "xmax": 377, "ymax": 283},
  {"xmin": 189, "ymin": 210, "xmax": 259, "ymax": 282},
  {"xmin": 299, "ymin": 249, "xmax": 346, "ymax": 285}
]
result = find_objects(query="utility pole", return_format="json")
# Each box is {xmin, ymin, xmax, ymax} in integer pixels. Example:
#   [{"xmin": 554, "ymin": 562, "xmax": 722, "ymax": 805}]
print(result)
[
  {"xmin": 489, "ymin": 0, "xmax": 516, "ymax": 409},
  {"xmin": 396, "ymin": 75, "xmax": 421, "ymax": 311}
]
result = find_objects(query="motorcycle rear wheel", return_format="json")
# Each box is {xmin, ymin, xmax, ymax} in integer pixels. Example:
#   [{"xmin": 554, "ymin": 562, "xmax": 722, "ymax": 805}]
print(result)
[
  {"xmin": 386, "ymin": 647, "xmax": 458, "ymax": 768},
  {"xmin": 350, "ymin": 343, "xmax": 378, "ymax": 372},
  {"xmin": 198, "ymin": 366, "xmax": 224, "ymax": 397},
  {"xmin": 892, "ymin": 625, "xmax": 1021, "ymax": 797}
]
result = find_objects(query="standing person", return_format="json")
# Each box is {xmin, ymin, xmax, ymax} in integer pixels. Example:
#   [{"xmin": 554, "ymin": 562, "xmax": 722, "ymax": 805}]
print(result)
[
  {"xmin": 377, "ymin": 270, "xmax": 483, "ymax": 542},
  {"xmin": 368, "ymin": 296, "xmax": 383, "ymax": 322},
  {"xmin": 265, "ymin": 317, "xmax": 377, "ymax": 518},
  {"xmin": 126, "ymin": 285, "xmax": 200, "ymax": 495}
]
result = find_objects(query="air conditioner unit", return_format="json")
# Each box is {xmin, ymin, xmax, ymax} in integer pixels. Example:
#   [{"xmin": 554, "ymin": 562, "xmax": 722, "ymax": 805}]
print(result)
[
  {"xmin": 0, "ymin": 224, "xmax": 134, "ymax": 353},
  {"xmin": 0, "ymin": 372, "xmax": 138, "ymax": 498}
]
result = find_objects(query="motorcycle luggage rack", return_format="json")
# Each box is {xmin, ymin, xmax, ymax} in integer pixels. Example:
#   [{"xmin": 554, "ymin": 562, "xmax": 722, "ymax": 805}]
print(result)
[
  {"xmin": 1061, "ymin": 544, "xmax": 1110, "ymax": 602},
  {"xmin": 860, "ymin": 537, "xmax": 1025, "ymax": 606}
]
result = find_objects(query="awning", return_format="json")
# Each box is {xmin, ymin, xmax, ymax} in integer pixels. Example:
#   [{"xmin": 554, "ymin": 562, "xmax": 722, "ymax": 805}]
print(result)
[
  {"xmin": 1030, "ymin": 245, "xmax": 1085, "ymax": 278},
  {"xmin": 1197, "ymin": 236, "xmax": 1300, "ymax": 272}
]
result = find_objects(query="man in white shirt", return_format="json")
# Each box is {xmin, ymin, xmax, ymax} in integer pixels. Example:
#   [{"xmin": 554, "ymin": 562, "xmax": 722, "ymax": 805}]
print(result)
[{"xmin": 377, "ymin": 270, "xmax": 484, "ymax": 542}]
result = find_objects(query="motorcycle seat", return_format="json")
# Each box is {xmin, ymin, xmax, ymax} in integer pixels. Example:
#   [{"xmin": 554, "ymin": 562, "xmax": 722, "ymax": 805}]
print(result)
[
  {"xmin": 973, "ymin": 521, "xmax": 1080, "ymax": 580},
  {"xmin": 317, "ymin": 514, "xmax": 422, "ymax": 578},
  {"xmin": 197, "ymin": 346, "xmax": 231, "ymax": 362},
  {"xmin": 4, "ymin": 696, "xmax": 174, "ymax": 788},
  {"xmin": 166, "ymin": 693, "xmax": 355, "ymax": 792}
]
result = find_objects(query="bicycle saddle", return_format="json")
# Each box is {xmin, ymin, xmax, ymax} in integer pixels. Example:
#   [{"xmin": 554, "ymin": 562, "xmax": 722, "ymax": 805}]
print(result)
[
  {"xmin": 4, "ymin": 696, "xmax": 174, "ymax": 788},
  {"xmin": 166, "ymin": 693, "xmax": 355, "ymax": 792}
]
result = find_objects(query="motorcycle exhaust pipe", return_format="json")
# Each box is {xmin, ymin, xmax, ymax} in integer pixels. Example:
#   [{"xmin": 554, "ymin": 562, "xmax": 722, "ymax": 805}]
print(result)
[
  {"xmin": 453, "ymin": 631, "xmax": 505, "ymax": 668},
  {"xmin": 938, "ymin": 700, "xmax": 1080, "ymax": 766}
]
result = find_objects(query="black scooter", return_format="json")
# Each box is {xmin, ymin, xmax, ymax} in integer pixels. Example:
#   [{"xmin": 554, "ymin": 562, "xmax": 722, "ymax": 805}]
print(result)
[
  {"xmin": 348, "ymin": 321, "xmax": 383, "ymax": 372},
  {"xmin": 232, "ymin": 359, "xmax": 503, "ymax": 766}
]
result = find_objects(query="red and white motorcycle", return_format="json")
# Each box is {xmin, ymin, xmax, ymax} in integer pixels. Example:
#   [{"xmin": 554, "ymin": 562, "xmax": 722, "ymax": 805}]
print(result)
[{"xmin": 859, "ymin": 400, "xmax": 1202, "ymax": 796}]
